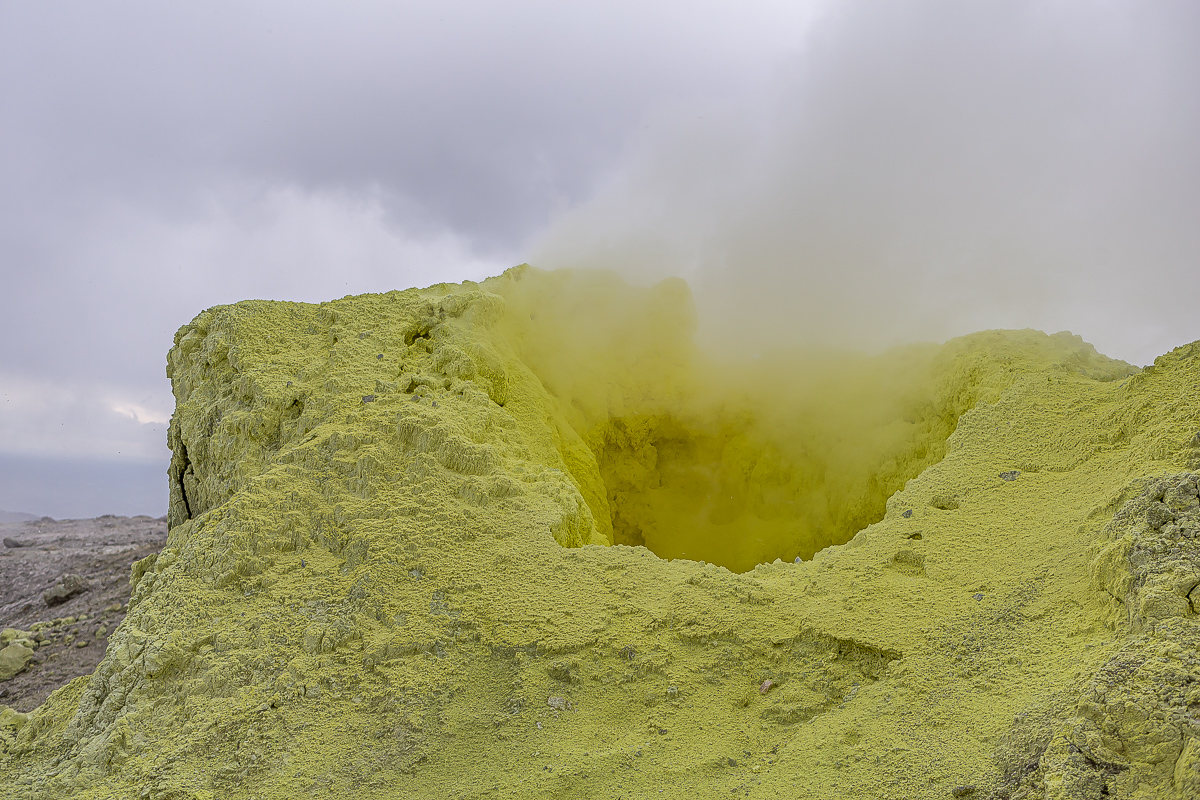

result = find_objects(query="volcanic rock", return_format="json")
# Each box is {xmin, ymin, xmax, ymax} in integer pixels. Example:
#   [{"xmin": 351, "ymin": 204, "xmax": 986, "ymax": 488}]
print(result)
[
  {"xmin": 40, "ymin": 574, "xmax": 90, "ymax": 607},
  {"xmin": 0, "ymin": 642, "xmax": 33, "ymax": 682}
]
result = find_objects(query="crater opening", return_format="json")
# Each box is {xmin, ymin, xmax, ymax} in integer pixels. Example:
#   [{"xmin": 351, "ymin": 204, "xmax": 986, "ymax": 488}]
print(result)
[
  {"xmin": 576, "ymin": 355, "xmax": 961, "ymax": 573},
  {"xmin": 489, "ymin": 268, "xmax": 1131, "ymax": 573},
  {"xmin": 589, "ymin": 411, "xmax": 909, "ymax": 571}
]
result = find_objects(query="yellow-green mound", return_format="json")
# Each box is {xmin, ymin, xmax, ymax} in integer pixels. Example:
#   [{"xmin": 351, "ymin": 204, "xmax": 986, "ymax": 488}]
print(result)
[{"xmin": 2, "ymin": 266, "xmax": 1198, "ymax": 799}]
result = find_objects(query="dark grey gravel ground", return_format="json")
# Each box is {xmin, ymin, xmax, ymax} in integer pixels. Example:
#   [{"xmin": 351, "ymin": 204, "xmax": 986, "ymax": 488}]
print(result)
[{"xmin": 0, "ymin": 515, "xmax": 168, "ymax": 711}]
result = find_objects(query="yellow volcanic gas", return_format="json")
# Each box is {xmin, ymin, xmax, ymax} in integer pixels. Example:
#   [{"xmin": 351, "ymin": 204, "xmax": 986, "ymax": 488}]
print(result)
[{"xmin": 493, "ymin": 267, "xmax": 1133, "ymax": 570}]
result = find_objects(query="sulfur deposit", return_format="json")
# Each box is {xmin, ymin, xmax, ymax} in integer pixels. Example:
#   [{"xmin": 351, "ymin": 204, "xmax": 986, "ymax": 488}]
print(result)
[{"xmin": 2, "ymin": 265, "xmax": 1200, "ymax": 799}]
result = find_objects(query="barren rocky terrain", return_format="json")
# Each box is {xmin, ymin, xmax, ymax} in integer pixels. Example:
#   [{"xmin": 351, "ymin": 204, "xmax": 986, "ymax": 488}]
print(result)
[{"xmin": 0, "ymin": 516, "xmax": 167, "ymax": 712}]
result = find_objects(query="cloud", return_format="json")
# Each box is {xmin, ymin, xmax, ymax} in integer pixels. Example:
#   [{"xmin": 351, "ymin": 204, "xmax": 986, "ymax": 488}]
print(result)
[
  {"xmin": 532, "ymin": 0, "xmax": 1200, "ymax": 366},
  {"xmin": 0, "ymin": 0, "xmax": 823, "ymax": 251},
  {"xmin": 0, "ymin": 373, "xmax": 170, "ymax": 462},
  {"xmin": 1, "ymin": 181, "xmax": 513, "ymax": 458},
  {"xmin": 88, "ymin": 181, "xmax": 508, "ymax": 307},
  {"xmin": 111, "ymin": 403, "xmax": 170, "ymax": 426}
]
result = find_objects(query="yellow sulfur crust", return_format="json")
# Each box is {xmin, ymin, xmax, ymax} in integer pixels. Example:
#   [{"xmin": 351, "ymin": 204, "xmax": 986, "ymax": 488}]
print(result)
[{"xmin": 2, "ymin": 266, "xmax": 1198, "ymax": 799}]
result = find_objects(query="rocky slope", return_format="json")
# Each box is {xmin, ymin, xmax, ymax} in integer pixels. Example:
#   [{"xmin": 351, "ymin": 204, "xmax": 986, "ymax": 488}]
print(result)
[
  {"xmin": 0, "ymin": 516, "xmax": 168, "ymax": 713},
  {"xmin": 1, "ymin": 266, "xmax": 1197, "ymax": 799}
]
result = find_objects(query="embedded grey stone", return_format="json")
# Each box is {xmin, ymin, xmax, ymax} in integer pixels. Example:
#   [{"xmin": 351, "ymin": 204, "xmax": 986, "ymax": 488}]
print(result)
[{"xmin": 42, "ymin": 573, "xmax": 91, "ymax": 606}]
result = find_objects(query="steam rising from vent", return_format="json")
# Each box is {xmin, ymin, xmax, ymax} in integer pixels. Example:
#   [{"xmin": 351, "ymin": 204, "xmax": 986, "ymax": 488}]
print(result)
[
  {"xmin": 486, "ymin": 267, "xmax": 1135, "ymax": 571},
  {"xmin": 530, "ymin": 0, "xmax": 1200, "ymax": 366}
]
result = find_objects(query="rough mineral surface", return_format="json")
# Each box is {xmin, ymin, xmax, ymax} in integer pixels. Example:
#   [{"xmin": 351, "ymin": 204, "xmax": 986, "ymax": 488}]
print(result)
[{"xmin": 2, "ymin": 266, "xmax": 1199, "ymax": 798}]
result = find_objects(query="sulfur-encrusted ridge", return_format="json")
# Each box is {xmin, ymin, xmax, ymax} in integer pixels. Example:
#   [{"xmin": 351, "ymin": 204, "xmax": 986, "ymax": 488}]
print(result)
[{"xmin": 2, "ymin": 267, "xmax": 1198, "ymax": 799}]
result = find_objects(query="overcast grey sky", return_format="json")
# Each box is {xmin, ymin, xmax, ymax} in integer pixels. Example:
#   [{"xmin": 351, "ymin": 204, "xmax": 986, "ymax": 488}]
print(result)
[{"xmin": 2, "ymin": 1, "xmax": 1197, "ymax": 518}]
